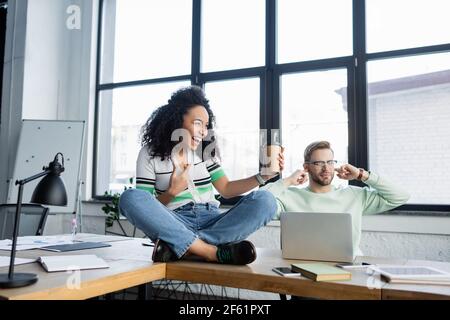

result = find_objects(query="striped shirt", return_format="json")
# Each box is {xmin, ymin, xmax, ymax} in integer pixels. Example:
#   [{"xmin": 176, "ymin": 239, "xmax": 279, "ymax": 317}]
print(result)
[{"xmin": 135, "ymin": 147, "xmax": 226, "ymax": 210}]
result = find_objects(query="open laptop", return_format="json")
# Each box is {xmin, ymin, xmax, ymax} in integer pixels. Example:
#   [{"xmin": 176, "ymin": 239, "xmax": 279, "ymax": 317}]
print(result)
[{"xmin": 280, "ymin": 212, "xmax": 354, "ymax": 263}]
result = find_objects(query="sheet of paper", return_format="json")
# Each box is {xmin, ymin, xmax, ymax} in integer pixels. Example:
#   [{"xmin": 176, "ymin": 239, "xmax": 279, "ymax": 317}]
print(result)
[
  {"xmin": 0, "ymin": 256, "xmax": 37, "ymax": 267},
  {"xmin": 0, "ymin": 234, "xmax": 138, "ymax": 251},
  {"xmin": 0, "ymin": 236, "xmax": 75, "ymax": 251},
  {"xmin": 102, "ymin": 253, "xmax": 152, "ymax": 262}
]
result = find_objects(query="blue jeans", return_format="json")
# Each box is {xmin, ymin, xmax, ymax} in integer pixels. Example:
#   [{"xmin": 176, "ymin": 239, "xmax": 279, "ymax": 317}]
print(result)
[{"xmin": 118, "ymin": 189, "xmax": 277, "ymax": 258}]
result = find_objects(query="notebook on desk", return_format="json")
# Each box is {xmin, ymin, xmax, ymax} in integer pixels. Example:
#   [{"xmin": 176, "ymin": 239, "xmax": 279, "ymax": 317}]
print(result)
[
  {"xmin": 0, "ymin": 256, "xmax": 37, "ymax": 267},
  {"xmin": 38, "ymin": 255, "xmax": 109, "ymax": 272},
  {"xmin": 291, "ymin": 263, "xmax": 352, "ymax": 281},
  {"xmin": 40, "ymin": 241, "xmax": 111, "ymax": 252}
]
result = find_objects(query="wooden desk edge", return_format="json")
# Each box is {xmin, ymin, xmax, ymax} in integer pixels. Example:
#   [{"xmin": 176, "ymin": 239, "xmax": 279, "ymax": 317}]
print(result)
[
  {"xmin": 382, "ymin": 288, "xmax": 450, "ymax": 300},
  {"xmin": 2, "ymin": 263, "xmax": 166, "ymax": 300},
  {"xmin": 165, "ymin": 263, "xmax": 381, "ymax": 300}
]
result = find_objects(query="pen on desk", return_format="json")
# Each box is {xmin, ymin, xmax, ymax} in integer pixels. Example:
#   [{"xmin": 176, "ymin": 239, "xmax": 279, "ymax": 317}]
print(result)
[
  {"xmin": 336, "ymin": 262, "xmax": 373, "ymax": 269},
  {"xmin": 142, "ymin": 242, "xmax": 155, "ymax": 247}
]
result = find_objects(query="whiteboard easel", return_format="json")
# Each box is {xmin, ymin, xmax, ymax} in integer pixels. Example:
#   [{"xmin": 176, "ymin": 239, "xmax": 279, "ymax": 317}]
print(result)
[{"xmin": 7, "ymin": 120, "xmax": 85, "ymax": 218}]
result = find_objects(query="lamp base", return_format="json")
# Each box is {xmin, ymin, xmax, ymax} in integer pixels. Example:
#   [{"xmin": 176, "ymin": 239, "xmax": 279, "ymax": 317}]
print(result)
[{"xmin": 0, "ymin": 273, "xmax": 38, "ymax": 288}]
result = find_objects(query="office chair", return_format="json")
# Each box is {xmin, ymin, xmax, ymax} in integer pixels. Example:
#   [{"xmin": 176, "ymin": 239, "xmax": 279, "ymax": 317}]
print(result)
[{"xmin": 0, "ymin": 204, "xmax": 49, "ymax": 240}]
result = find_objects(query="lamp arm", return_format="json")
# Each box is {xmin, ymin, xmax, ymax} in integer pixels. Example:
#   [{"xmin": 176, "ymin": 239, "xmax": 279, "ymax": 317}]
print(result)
[
  {"xmin": 9, "ymin": 168, "xmax": 51, "ymax": 278},
  {"xmin": 8, "ymin": 183, "xmax": 24, "ymax": 278},
  {"xmin": 16, "ymin": 169, "xmax": 51, "ymax": 186}
]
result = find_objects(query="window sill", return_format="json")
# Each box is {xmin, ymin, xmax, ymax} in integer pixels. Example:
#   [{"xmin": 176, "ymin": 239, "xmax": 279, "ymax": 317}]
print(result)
[
  {"xmin": 362, "ymin": 213, "xmax": 450, "ymax": 236},
  {"xmin": 267, "ymin": 212, "xmax": 450, "ymax": 236},
  {"xmin": 85, "ymin": 201, "xmax": 450, "ymax": 236}
]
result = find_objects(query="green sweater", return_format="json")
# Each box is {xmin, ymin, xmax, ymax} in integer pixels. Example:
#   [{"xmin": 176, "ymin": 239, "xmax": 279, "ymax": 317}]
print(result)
[{"xmin": 261, "ymin": 172, "xmax": 410, "ymax": 255}]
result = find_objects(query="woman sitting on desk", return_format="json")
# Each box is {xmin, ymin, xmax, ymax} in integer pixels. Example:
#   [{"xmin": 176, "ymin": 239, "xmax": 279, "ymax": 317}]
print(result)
[{"xmin": 119, "ymin": 86, "xmax": 281, "ymax": 265}]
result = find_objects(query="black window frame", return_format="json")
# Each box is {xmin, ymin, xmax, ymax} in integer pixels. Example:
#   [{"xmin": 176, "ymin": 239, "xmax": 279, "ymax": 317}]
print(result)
[{"xmin": 94, "ymin": 0, "xmax": 450, "ymax": 213}]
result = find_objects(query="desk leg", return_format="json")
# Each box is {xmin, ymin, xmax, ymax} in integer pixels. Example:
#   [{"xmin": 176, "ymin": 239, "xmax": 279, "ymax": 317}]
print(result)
[{"xmin": 138, "ymin": 282, "xmax": 154, "ymax": 300}]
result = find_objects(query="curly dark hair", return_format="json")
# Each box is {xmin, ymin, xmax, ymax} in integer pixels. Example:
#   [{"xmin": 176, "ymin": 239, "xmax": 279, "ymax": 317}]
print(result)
[{"xmin": 140, "ymin": 85, "xmax": 219, "ymax": 160}]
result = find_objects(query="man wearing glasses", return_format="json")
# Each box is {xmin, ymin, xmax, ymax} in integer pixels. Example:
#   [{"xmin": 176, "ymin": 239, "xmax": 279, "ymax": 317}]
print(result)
[{"xmin": 261, "ymin": 140, "xmax": 410, "ymax": 255}]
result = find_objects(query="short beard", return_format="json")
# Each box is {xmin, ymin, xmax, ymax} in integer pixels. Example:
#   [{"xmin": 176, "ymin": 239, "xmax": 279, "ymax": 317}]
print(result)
[{"xmin": 311, "ymin": 173, "xmax": 333, "ymax": 186}]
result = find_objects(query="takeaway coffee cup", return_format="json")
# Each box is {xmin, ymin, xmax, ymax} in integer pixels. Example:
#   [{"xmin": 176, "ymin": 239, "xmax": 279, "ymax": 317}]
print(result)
[
  {"xmin": 267, "ymin": 144, "xmax": 281, "ymax": 174},
  {"xmin": 259, "ymin": 129, "xmax": 282, "ymax": 175}
]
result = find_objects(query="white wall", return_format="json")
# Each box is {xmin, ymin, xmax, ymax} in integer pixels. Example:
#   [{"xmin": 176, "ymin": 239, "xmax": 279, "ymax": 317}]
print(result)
[
  {"xmin": 0, "ymin": 0, "xmax": 28, "ymax": 204},
  {"xmin": 22, "ymin": 0, "xmax": 65, "ymax": 119},
  {"xmin": 0, "ymin": 0, "xmax": 98, "ymax": 231}
]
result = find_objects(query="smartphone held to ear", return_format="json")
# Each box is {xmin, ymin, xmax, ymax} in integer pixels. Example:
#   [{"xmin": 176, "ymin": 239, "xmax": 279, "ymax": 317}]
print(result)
[{"xmin": 272, "ymin": 267, "xmax": 301, "ymax": 277}]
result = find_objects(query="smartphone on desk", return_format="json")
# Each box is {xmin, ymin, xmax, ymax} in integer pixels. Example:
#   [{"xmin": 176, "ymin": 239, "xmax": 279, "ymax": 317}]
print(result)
[{"xmin": 272, "ymin": 267, "xmax": 301, "ymax": 277}]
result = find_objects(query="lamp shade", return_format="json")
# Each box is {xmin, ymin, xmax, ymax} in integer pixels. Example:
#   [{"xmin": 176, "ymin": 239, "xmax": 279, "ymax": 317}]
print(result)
[{"xmin": 31, "ymin": 174, "xmax": 68, "ymax": 206}]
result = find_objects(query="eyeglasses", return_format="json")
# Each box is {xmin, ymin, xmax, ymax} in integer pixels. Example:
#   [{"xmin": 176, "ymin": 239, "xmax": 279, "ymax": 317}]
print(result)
[{"xmin": 306, "ymin": 160, "xmax": 338, "ymax": 168}]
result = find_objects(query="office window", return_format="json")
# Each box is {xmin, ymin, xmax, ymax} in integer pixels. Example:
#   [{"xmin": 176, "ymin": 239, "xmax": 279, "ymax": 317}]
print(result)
[
  {"xmin": 277, "ymin": 0, "xmax": 353, "ymax": 63},
  {"xmin": 101, "ymin": 0, "xmax": 192, "ymax": 83},
  {"xmin": 201, "ymin": 0, "xmax": 265, "ymax": 72},
  {"xmin": 366, "ymin": 0, "xmax": 450, "ymax": 53},
  {"xmin": 96, "ymin": 0, "xmax": 450, "ymax": 212},
  {"xmin": 205, "ymin": 78, "xmax": 260, "ymax": 182},
  {"xmin": 97, "ymin": 81, "xmax": 190, "ymax": 194},
  {"xmin": 367, "ymin": 53, "xmax": 450, "ymax": 205},
  {"xmin": 281, "ymin": 69, "xmax": 348, "ymax": 187}
]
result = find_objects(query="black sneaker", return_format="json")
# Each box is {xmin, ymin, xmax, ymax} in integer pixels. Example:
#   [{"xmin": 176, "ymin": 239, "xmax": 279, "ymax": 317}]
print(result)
[
  {"xmin": 216, "ymin": 240, "xmax": 257, "ymax": 265},
  {"xmin": 152, "ymin": 239, "xmax": 179, "ymax": 262}
]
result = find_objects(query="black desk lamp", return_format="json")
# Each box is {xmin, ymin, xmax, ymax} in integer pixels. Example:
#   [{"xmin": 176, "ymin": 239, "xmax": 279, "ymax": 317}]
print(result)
[{"xmin": 0, "ymin": 153, "xmax": 67, "ymax": 288}]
